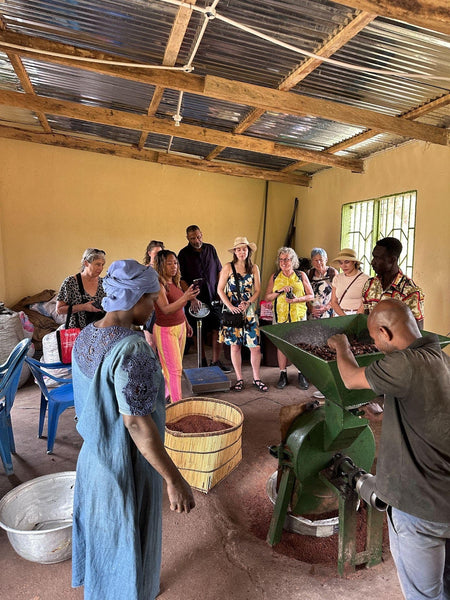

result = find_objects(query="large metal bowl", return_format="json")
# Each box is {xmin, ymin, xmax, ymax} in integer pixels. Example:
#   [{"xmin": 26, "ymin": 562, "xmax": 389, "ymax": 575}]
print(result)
[{"xmin": 0, "ymin": 471, "xmax": 75, "ymax": 564}]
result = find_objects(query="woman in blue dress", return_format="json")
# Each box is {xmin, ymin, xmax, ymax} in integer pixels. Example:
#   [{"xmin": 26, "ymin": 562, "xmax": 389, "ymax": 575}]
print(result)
[
  {"xmin": 217, "ymin": 236, "xmax": 267, "ymax": 392},
  {"xmin": 72, "ymin": 260, "xmax": 195, "ymax": 600}
]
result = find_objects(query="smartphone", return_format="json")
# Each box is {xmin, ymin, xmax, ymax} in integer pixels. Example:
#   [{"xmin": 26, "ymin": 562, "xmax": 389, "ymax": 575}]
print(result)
[{"xmin": 192, "ymin": 278, "xmax": 203, "ymax": 290}]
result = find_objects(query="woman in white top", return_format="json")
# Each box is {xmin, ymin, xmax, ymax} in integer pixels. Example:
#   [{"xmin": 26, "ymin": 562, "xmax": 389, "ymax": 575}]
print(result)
[{"xmin": 330, "ymin": 248, "xmax": 368, "ymax": 316}]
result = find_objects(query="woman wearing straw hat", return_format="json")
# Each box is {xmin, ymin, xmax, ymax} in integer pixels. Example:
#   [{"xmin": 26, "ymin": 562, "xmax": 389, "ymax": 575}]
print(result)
[
  {"xmin": 71, "ymin": 260, "xmax": 195, "ymax": 600},
  {"xmin": 217, "ymin": 236, "xmax": 268, "ymax": 392},
  {"xmin": 330, "ymin": 248, "xmax": 369, "ymax": 316}
]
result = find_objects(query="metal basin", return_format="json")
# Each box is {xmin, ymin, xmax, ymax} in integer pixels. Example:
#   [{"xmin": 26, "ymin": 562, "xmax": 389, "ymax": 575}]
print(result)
[{"xmin": 0, "ymin": 471, "xmax": 75, "ymax": 563}]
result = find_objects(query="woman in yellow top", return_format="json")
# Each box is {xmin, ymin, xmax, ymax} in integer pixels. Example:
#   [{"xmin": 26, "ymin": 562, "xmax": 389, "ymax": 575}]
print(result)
[{"xmin": 265, "ymin": 247, "xmax": 314, "ymax": 390}]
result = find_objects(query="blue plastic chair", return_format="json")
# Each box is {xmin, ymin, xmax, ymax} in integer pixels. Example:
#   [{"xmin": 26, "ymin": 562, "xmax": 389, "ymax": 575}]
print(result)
[
  {"xmin": 0, "ymin": 338, "xmax": 32, "ymax": 475},
  {"xmin": 25, "ymin": 357, "xmax": 74, "ymax": 454}
]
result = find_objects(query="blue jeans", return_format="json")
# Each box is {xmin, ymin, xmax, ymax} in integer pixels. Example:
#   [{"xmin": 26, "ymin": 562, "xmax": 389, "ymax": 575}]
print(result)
[{"xmin": 388, "ymin": 507, "xmax": 450, "ymax": 600}]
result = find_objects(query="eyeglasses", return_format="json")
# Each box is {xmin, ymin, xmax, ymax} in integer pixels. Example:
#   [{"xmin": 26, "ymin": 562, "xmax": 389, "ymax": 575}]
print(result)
[
  {"xmin": 92, "ymin": 249, "xmax": 105, "ymax": 254},
  {"xmin": 279, "ymin": 258, "xmax": 292, "ymax": 263}
]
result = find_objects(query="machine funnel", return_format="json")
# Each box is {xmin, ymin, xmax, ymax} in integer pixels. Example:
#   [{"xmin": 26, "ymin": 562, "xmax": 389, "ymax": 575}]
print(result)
[{"xmin": 261, "ymin": 314, "xmax": 450, "ymax": 409}]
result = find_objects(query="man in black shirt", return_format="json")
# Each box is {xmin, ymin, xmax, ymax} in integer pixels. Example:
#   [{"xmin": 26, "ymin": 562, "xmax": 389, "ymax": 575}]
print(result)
[
  {"xmin": 328, "ymin": 299, "xmax": 449, "ymax": 600},
  {"xmin": 178, "ymin": 225, "xmax": 230, "ymax": 372}
]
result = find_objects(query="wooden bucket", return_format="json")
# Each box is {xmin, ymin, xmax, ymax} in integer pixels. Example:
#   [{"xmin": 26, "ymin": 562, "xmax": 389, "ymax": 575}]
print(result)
[{"xmin": 165, "ymin": 397, "xmax": 244, "ymax": 493}]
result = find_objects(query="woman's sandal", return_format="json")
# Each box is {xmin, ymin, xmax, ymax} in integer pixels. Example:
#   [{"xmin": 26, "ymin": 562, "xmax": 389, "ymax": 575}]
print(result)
[
  {"xmin": 253, "ymin": 379, "xmax": 268, "ymax": 392},
  {"xmin": 232, "ymin": 379, "xmax": 244, "ymax": 392}
]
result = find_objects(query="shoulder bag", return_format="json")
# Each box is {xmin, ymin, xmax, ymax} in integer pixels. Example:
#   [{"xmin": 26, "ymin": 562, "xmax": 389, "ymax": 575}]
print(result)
[
  {"xmin": 221, "ymin": 263, "xmax": 247, "ymax": 328},
  {"xmin": 56, "ymin": 304, "xmax": 81, "ymax": 364}
]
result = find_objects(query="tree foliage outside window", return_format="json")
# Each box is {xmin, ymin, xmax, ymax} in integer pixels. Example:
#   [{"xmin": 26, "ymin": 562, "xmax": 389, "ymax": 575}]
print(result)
[{"xmin": 341, "ymin": 191, "xmax": 417, "ymax": 277}]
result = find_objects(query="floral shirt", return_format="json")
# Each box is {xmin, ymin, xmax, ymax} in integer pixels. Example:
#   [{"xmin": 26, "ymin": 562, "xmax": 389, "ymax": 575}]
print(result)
[{"xmin": 362, "ymin": 270, "xmax": 424, "ymax": 322}]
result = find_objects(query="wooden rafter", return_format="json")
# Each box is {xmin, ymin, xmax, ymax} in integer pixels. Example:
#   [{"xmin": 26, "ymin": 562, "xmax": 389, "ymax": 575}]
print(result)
[
  {"xmin": 206, "ymin": 11, "xmax": 376, "ymax": 160},
  {"xmin": 0, "ymin": 125, "xmax": 311, "ymax": 186},
  {"xmin": 0, "ymin": 31, "xmax": 447, "ymax": 147},
  {"xmin": 331, "ymin": 0, "xmax": 450, "ymax": 35},
  {"xmin": 282, "ymin": 93, "xmax": 450, "ymax": 172},
  {"xmin": 0, "ymin": 90, "xmax": 365, "ymax": 171},
  {"xmin": 0, "ymin": 18, "xmax": 51, "ymax": 133},
  {"xmin": 138, "ymin": 0, "xmax": 196, "ymax": 149}
]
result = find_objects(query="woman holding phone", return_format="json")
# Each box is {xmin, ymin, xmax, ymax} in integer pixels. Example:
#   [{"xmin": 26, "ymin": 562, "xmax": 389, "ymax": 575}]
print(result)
[{"xmin": 153, "ymin": 250, "xmax": 199, "ymax": 402}]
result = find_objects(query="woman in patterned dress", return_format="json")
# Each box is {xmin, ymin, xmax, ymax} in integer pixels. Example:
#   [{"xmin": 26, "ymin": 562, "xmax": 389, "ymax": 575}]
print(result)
[
  {"xmin": 56, "ymin": 247, "xmax": 106, "ymax": 328},
  {"xmin": 307, "ymin": 248, "xmax": 338, "ymax": 320},
  {"xmin": 71, "ymin": 260, "xmax": 194, "ymax": 600},
  {"xmin": 217, "ymin": 236, "xmax": 267, "ymax": 392}
]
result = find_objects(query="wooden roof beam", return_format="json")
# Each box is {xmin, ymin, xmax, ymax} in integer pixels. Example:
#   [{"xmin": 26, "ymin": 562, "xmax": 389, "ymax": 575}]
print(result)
[
  {"xmin": 282, "ymin": 93, "xmax": 450, "ymax": 172},
  {"xmin": 0, "ymin": 31, "xmax": 447, "ymax": 146},
  {"xmin": 0, "ymin": 18, "xmax": 51, "ymax": 133},
  {"xmin": 138, "ymin": 0, "xmax": 196, "ymax": 149},
  {"xmin": 0, "ymin": 90, "xmax": 365, "ymax": 172},
  {"xmin": 0, "ymin": 125, "xmax": 311, "ymax": 186},
  {"xmin": 208, "ymin": 12, "xmax": 376, "ymax": 159},
  {"xmin": 331, "ymin": 0, "xmax": 450, "ymax": 35}
]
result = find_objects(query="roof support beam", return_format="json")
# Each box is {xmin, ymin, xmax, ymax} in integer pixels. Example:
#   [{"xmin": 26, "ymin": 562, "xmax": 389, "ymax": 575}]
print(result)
[
  {"xmin": 0, "ymin": 125, "xmax": 311, "ymax": 186},
  {"xmin": 0, "ymin": 19, "xmax": 51, "ymax": 133},
  {"xmin": 282, "ymin": 93, "xmax": 450, "ymax": 172},
  {"xmin": 138, "ymin": 0, "xmax": 196, "ymax": 149},
  {"xmin": 331, "ymin": 0, "xmax": 450, "ymax": 35},
  {"xmin": 0, "ymin": 31, "xmax": 447, "ymax": 147},
  {"xmin": 206, "ymin": 11, "xmax": 376, "ymax": 160},
  {"xmin": 0, "ymin": 90, "xmax": 365, "ymax": 171}
]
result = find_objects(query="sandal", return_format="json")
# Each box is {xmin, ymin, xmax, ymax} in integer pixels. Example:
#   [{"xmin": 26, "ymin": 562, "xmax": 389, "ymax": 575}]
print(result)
[
  {"xmin": 253, "ymin": 379, "xmax": 268, "ymax": 392},
  {"xmin": 232, "ymin": 379, "xmax": 244, "ymax": 392}
]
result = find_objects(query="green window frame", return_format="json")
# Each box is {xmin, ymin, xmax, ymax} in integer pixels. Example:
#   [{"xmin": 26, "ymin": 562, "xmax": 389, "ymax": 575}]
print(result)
[{"xmin": 341, "ymin": 191, "xmax": 417, "ymax": 277}]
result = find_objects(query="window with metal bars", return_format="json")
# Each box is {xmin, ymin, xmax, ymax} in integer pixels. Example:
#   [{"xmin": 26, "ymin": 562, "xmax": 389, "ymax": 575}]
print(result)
[{"xmin": 341, "ymin": 191, "xmax": 417, "ymax": 277}]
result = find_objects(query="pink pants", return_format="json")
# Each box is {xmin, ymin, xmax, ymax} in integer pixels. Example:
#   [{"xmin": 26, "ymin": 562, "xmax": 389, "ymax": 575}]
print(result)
[{"xmin": 153, "ymin": 322, "xmax": 186, "ymax": 403}]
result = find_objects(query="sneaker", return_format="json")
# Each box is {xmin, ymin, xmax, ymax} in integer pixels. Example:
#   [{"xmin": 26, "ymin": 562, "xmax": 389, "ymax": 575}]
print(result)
[
  {"xmin": 313, "ymin": 391, "xmax": 325, "ymax": 399},
  {"xmin": 297, "ymin": 372, "xmax": 309, "ymax": 390},
  {"xmin": 276, "ymin": 371, "xmax": 288, "ymax": 389},
  {"xmin": 210, "ymin": 360, "xmax": 232, "ymax": 373}
]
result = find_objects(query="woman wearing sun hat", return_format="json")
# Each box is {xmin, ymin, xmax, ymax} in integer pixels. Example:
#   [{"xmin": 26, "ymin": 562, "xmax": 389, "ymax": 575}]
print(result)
[
  {"xmin": 330, "ymin": 248, "xmax": 369, "ymax": 316},
  {"xmin": 217, "ymin": 236, "xmax": 268, "ymax": 392}
]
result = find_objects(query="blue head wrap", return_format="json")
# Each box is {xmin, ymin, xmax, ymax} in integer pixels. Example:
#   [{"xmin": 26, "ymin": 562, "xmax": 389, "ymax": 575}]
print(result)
[{"xmin": 102, "ymin": 260, "xmax": 160, "ymax": 312}]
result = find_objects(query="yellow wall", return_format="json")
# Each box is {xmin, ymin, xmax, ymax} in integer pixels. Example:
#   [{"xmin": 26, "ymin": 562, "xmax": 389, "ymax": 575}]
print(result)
[
  {"xmin": 1, "ymin": 137, "xmax": 449, "ymax": 336},
  {"xmin": 296, "ymin": 141, "xmax": 450, "ymax": 336},
  {"xmin": 0, "ymin": 139, "xmax": 298, "ymax": 304}
]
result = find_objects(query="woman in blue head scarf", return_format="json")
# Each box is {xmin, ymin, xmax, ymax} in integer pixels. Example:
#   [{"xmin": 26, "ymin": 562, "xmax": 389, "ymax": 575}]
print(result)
[{"xmin": 71, "ymin": 260, "xmax": 195, "ymax": 600}]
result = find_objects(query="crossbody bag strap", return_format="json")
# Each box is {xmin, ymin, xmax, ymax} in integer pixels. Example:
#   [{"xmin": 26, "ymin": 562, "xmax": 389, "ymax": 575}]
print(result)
[
  {"xmin": 230, "ymin": 262, "xmax": 243, "ymax": 305},
  {"xmin": 338, "ymin": 272, "xmax": 362, "ymax": 305},
  {"xmin": 65, "ymin": 304, "xmax": 73, "ymax": 329},
  {"xmin": 73, "ymin": 272, "xmax": 87, "ymax": 328}
]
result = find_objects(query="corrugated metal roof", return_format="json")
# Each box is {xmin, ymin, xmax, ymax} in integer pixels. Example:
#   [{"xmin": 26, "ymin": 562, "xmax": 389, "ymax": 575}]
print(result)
[{"xmin": 0, "ymin": 0, "xmax": 448, "ymax": 183}]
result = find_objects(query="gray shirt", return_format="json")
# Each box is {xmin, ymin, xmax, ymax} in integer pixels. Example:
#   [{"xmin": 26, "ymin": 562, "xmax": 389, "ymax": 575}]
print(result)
[{"xmin": 365, "ymin": 334, "xmax": 450, "ymax": 522}]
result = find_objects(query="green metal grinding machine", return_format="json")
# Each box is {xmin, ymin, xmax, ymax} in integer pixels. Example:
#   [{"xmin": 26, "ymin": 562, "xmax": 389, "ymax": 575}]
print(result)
[{"xmin": 261, "ymin": 315, "xmax": 450, "ymax": 575}]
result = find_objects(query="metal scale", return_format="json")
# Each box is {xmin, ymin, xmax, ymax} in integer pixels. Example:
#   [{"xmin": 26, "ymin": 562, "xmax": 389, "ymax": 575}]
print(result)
[
  {"xmin": 261, "ymin": 315, "xmax": 450, "ymax": 575},
  {"xmin": 183, "ymin": 302, "xmax": 230, "ymax": 394}
]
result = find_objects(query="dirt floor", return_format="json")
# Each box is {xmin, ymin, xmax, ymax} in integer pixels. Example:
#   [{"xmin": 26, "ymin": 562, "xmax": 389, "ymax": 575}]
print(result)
[{"xmin": 0, "ymin": 349, "xmax": 400, "ymax": 600}]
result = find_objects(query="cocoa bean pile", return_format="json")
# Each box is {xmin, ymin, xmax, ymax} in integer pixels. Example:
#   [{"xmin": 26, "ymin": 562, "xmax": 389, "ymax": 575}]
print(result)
[
  {"xmin": 166, "ymin": 415, "xmax": 230, "ymax": 433},
  {"xmin": 295, "ymin": 339, "xmax": 377, "ymax": 361}
]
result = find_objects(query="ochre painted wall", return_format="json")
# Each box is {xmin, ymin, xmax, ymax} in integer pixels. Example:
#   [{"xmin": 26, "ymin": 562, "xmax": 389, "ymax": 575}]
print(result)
[
  {"xmin": 296, "ymin": 141, "xmax": 450, "ymax": 336},
  {"xmin": 1, "ymin": 138, "xmax": 449, "ymax": 336},
  {"xmin": 0, "ymin": 139, "xmax": 299, "ymax": 305}
]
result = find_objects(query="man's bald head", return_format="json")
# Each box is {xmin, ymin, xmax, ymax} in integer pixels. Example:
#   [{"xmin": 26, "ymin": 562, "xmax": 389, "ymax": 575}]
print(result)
[{"xmin": 368, "ymin": 299, "xmax": 421, "ymax": 352}]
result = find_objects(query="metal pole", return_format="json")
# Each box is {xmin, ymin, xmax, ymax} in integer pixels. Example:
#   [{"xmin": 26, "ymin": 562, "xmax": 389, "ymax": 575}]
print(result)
[{"xmin": 197, "ymin": 319, "xmax": 203, "ymax": 368}]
